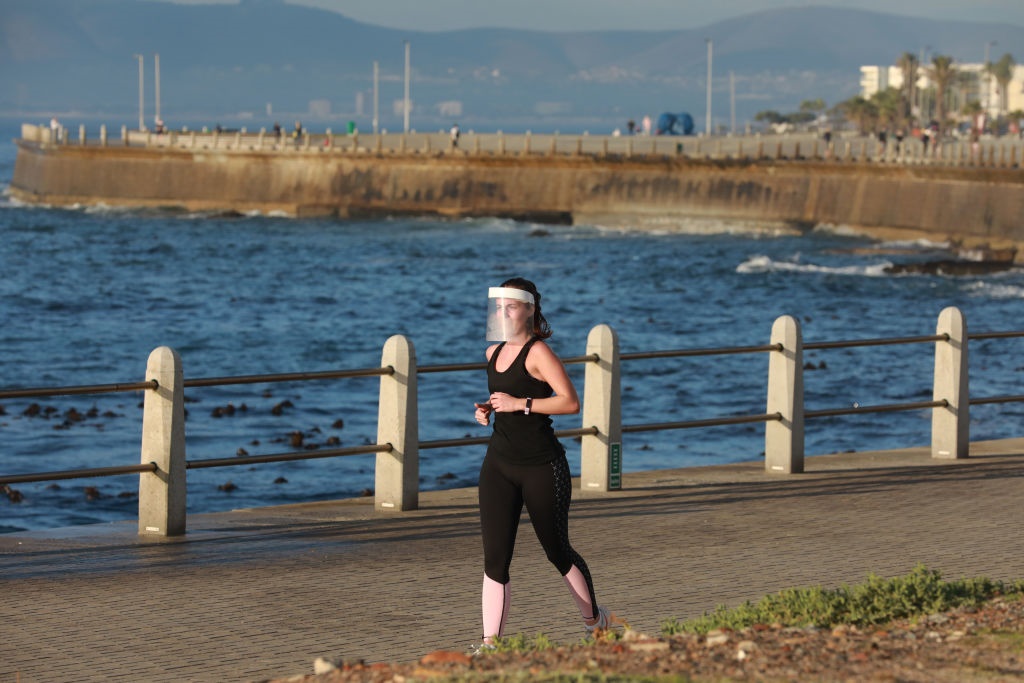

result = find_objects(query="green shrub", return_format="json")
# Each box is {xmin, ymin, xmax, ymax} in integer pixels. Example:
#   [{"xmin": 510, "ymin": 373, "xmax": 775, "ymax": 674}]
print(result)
[
  {"xmin": 490, "ymin": 632, "xmax": 557, "ymax": 653},
  {"xmin": 662, "ymin": 565, "xmax": 1024, "ymax": 636}
]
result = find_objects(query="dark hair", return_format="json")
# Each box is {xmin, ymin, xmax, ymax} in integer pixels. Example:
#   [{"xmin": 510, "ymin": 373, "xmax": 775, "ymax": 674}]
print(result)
[{"xmin": 501, "ymin": 277, "xmax": 551, "ymax": 340}]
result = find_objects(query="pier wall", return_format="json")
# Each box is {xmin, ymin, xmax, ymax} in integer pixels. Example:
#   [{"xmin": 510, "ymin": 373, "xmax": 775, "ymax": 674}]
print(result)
[{"xmin": 11, "ymin": 134, "xmax": 1024, "ymax": 251}]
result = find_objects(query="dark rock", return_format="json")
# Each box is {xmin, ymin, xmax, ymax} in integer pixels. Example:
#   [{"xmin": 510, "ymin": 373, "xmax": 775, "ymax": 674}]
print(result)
[{"xmin": 884, "ymin": 260, "xmax": 1016, "ymax": 276}]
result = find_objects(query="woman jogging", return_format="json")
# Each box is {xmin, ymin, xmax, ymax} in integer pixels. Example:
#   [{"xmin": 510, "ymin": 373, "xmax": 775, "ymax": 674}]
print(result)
[{"xmin": 473, "ymin": 277, "xmax": 611, "ymax": 649}]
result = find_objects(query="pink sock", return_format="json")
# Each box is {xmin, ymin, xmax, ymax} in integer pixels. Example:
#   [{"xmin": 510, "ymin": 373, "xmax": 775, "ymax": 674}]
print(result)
[
  {"xmin": 562, "ymin": 565, "xmax": 596, "ymax": 620},
  {"xmin": 482, "ymin": 575, "xmax": 510, "ymax": 643}
]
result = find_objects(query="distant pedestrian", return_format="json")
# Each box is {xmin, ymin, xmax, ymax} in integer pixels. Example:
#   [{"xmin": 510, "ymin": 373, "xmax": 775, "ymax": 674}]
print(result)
[
  {"xmin": 472, "ymin": 278, "xmax": 615, "ymax": 653},
  {"xmin": 49, "ymin": 116, "xmax": 61, "ymax": 143},
  {"xmin": 450, "ymin": 123, "xmax": 461, "ymax": 149},
  {"xmin": 273, "ymin": 122, "xmax": 282, "ymax": 139}
]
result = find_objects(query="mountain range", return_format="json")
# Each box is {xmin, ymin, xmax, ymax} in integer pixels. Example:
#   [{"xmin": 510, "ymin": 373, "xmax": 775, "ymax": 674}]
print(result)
[{"xmin": 2, "ymin": 0, "xmax": 1021, "ymax": 132}]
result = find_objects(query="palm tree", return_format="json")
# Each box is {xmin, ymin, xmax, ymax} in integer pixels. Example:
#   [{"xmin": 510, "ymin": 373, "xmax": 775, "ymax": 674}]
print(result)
[
  {"xmin": 897, "ymin": 52, "xmax": 919, "ymax": 124},
  {"xmin": 871, "ymin": 87, "xmax": 902, "ymax": 130},
  {"xmin": 989, "ymin": 53, "xmax": 1016, "ymax": 116},
  {"xmin": 839, "ymin": 96, "xmax": 878, "ymax": 134},
  {"xmin": 926, "ymin": 55, "xmax": 956, "ymax": 136}
]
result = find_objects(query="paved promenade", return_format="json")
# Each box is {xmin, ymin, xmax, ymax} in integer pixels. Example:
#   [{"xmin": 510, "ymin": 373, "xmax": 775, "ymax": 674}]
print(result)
[{"xmin": 2, "ymin": 439, "xmax": 1023, "ymax": 683}]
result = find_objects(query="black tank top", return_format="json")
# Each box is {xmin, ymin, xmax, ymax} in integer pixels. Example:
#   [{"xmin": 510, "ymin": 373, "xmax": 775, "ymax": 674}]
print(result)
[{"xmin": 486, "ymin": 338, "xmax": 563, "ymax": 465}]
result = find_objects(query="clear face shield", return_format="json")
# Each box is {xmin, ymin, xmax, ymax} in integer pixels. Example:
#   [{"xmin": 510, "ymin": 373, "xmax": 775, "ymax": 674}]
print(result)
[{"xmin": 486, "ymin": 287, "xmax": 536, "ymax": 342}]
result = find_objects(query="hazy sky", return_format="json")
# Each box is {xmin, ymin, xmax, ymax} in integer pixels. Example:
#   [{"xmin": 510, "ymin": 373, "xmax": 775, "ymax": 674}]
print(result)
[{"xmin": 158, "ymin": 0, "xmax": 1024, "ymax": 31}]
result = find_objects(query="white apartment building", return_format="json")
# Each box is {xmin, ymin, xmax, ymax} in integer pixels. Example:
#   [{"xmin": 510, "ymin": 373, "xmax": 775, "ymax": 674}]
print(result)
[{"xmin": 860, "ymin": 62, "xmax": 1024, "ymax": 119}]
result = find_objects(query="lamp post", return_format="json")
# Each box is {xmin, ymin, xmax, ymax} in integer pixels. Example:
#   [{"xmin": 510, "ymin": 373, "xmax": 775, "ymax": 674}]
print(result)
[
  {"xmin": 729, "ymin": 70, "xmax": 735, "ymax": 135},
  {"xmin": 134, "ymin": 53, "xmax": 144, "ymax": 131},
  {"xmin": 373, "ymin": 60, "xmax": 379, "ymax": 134},
  {"xmin": 154, "ymin": 52, "xmax": 161, "ymax": 126},
  {"xmin": 403, "ymin": 40, "xmax": 411, "ymax": 134},
  {"xmin": 916, "ymin": 45, "xmax": 930, "ymax": 121},
  {"xmin": 705, "ymin": 38, "xmax": 713, "ymax": 136}
]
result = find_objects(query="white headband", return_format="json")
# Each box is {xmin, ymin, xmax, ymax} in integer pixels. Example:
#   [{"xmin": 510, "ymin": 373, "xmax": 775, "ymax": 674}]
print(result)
[{"xmin": 488, "ymin": 287, "xmax": 534, "ymax": 305}]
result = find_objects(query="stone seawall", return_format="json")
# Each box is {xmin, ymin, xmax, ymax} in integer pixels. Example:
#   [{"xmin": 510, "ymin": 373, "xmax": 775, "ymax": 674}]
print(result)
[{"xmin": 11, "ymin": 139, "xmax": 1024, "ymax": 255}]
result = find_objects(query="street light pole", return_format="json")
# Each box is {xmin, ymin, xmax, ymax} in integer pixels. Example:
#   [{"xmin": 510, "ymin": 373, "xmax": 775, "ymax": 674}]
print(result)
[
  {"xmin": 403, "ymin": 40, "xmax": 411, "ymax": 134},
  {"xmin": 154, "ymin": 52, "xmax": 161, "ymax": 125},
  {"xmin": 729, "ymin": 70, "xmax": 735, "ymax": 135},
  {"xmin": 373, "ymin": 60, "xmax": 379, "ymax": 134},
  {"xmin": 134, "ymin": 53, "xmax": 144, "ymax": 131},
  {"xmin": 705, "ymin": 38, "xmax": 713, "ymax": 136}
]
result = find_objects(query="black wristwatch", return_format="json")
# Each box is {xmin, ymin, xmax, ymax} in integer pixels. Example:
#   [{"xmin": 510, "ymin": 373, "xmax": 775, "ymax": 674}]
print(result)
[{"xmin": 524, "ymin": 397, "xmax": 533, "ymax": 415}]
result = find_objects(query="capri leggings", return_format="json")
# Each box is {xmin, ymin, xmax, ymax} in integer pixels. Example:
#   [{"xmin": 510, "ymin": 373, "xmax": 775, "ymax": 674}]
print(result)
[{"xmin": 478, "ymin": 451, "xmax": 597, "ymax": 608}]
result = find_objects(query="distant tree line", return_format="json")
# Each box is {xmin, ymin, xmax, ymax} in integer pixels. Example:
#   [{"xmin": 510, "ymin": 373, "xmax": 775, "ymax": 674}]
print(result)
[{"xmin": 754, "ymin": 51, "xmax": 1022, "ymax": 138}]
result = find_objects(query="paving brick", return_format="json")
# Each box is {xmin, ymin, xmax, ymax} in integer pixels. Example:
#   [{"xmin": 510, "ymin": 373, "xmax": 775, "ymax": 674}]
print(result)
[{"xmin": 1, "ymin": 440, "xmax": 1022, "ymax": 682}]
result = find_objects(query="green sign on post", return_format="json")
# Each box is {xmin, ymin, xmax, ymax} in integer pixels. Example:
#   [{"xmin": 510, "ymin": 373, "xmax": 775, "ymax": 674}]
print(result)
[{"xmin": 610, "ymin": 443, "xmax": 621, "ymax": 490}]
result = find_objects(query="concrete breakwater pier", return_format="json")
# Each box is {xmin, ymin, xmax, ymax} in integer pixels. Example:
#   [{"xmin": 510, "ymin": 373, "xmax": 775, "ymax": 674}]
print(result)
[{"xmin": 11, "ymin": 123, "xmax": 1024, "ymax": 257}]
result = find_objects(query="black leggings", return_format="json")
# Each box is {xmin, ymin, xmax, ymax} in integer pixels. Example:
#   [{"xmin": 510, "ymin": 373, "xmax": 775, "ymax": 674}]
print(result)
[{"xmin": 478, "ymin": 452, "xmax": 597, "ymax": 606}]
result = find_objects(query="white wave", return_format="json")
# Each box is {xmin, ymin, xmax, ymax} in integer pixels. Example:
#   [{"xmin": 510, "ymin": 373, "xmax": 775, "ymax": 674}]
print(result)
[
  {"xmin": 879, "ymin": 237, "xmax": 950, "ymax": 250},
  {"xmin": 83, "ymin": 202, "xmax": 134, "ymax": 214},
  {"xmin": 963, "ymin": 280, "xmax": 1024, "ymax": 299},
  {"xmin": 578, "ymin": 215, "xmax": 803, "ymax": 237},
  {"xmin": 736, "ymin": 254, "xmax": 893, "ymax": 277},
  {"xmin": 813, "ymin": 223, "xmax": 950, "ymax": 250}
]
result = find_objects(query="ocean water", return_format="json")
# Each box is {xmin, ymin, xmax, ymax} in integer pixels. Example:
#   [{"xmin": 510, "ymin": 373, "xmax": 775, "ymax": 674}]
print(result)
[{"xmin": 2, "ymin": 119, "xmax": 1024, "ymax": 533}]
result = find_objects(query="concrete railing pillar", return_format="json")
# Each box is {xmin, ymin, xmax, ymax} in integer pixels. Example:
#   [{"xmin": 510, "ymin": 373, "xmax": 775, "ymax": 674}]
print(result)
[
  {"xmin": 932, "ymin": 307, "xmax": 969, "ymax": 459},
  {"xmin": 581, "ymin": 324, "xmax": 622, "ymax": 492},
  {"xmin": 765, "ymin": 315, "xmax": 804, "ymax": 473},
  {"xmin": 376, "ymin": 335, "xmax": 418, "ymax": 511},
  {"xmin": 138, "ymin": 346, "xmax": 186, "ymax": 536}
]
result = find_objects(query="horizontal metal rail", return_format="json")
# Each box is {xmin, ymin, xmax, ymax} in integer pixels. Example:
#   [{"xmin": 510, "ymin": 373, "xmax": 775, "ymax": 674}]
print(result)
[
  {"xmin": 806, "ymin": 399, "xmax": 947, "ymax": 419},
  {"xmin": 622, "ymin": 344, "xmax": 780, "ymax": 361},
  {"xmin": 622, "ymin": 412, "xmax": 782, "ymax": 434},
  {"xmin": 970, "ymin": 394, "xmax": 1024, "ymax": 406},
  {"xmin": 0, "ymin": 380, "xmax": 158, "ymax": 401},
  {"xmin": 185, "ymin": 443, "xmax": 392, "ymax": 469},
  {"xmin": 184, "ymin": 366, "xmax": 392, "ymax": 388},
  {"xmin": 804, "ymin": 334, "xmax": 947, "ymax": 350},
  {"xmin": 0, "ymin": 461, "xmax": 158, "ymax": 486},
  {"xmin": 418, "ymin": 354, "xmax": 599, "ymax": 375},
  {"xmin": 970, "ymin": 331, "xmax": 1024, "ymax": 341},
  {"xmin": 3, "ymin": 328, "xmax": 1011, "ymax": 401},
  {"xmin": 418, "ymin": 426, "xmax": 599, "ymax": 451}
]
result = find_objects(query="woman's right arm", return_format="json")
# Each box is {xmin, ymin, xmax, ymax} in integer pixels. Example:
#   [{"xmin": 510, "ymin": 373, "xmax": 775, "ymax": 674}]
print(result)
[{"xmin": 474, "ymin": 345, "xmax": 498, "ymax": 425}]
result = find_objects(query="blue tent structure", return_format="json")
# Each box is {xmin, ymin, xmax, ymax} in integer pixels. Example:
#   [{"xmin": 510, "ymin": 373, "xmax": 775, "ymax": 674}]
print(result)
[{"xmin": 655, "ymin": 112, "xmax": 695, "ymax": 135}]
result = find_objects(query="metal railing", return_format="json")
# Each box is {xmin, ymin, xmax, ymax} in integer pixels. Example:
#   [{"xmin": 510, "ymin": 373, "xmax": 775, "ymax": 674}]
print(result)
[
  {"xmin": 20, "ymin": 123, "xmax": 1024, "ymax": 170},
  {"xmin": 2, "ymin": 308, "xmax": 1023, "ymax": 535}
]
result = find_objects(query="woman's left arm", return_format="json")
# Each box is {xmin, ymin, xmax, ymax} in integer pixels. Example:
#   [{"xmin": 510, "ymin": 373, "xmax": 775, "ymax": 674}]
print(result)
[{"xmin": 525, "ymin": 342, "xmax": 580, "ymax": 415}]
